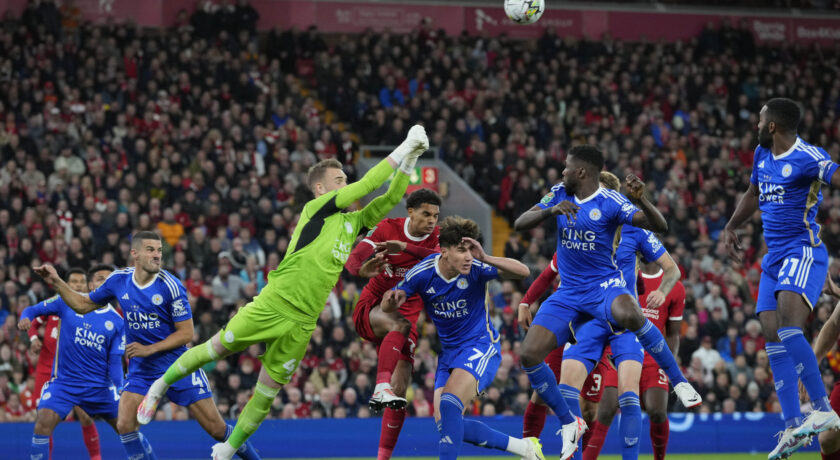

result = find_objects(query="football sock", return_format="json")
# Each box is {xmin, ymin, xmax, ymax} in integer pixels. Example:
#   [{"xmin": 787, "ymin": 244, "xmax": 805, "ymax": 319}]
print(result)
[
  {"xmin": 120, "ymin": 432, "xmax": 147, "ymax": 460},
  {"xmin": 163, "ymin": 340, "xmax": 218, "ymax": 385},
  {"xmin": 633, "ymin": 320, "xmax": 687, "ymax": 385},
  {"xmin": 439, "ymin": 393, "xmax": 465, "ymax": 460},
  {"xmin": 224, "ymin": 424, "xmax": 260, "ymax": 460},
  {"xmin": 559, "ymin": 383, "xmax": 583, "ymax": 460},
  {"xmin": 377, "ymin": 332, "xmax": 407, "ymax": 385},
  {"xmin": 582, "ymin": 420, "xmax": 609, "ymax": 460},
  {"xmin": 81, "ymin": 422, "xmax": 101, "ymax": 460},
  {"xmin": 378, "ymin": 408, "xmax": 406, "ymax": 460},
  {"xmin": 650, "ymin": 420, "xmax": 670, "ymax": 460},
  {"xmin": 524, "ymin": 363, "xmax": 575, "ymax": 424},
  {"xmin": 228, "ymin": 382, "xmax": 279, "ymax": 450},
  {"xmin": 766, "ymin": 342, "xmax": 803, "ymax": 428},
  {"xmin": 779, "ymin": 327, "xmax": 831, "ymax": 412},
  {"xmin": 619, "ymin": 392, "xmax": 642, "ymax": 460},
  {"xmin": 523, "ymin": 401, "xmax": 548, "ymax": 438},
  {"xmin": 30, "ymin": 434, "xmax": 50, "ymax": 460}
]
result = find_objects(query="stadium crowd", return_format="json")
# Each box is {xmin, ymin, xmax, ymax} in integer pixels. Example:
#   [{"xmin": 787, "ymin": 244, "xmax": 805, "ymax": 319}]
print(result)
[{"xmin": 1, "ymin": 1, "xmax": 840, "ymax": 423}]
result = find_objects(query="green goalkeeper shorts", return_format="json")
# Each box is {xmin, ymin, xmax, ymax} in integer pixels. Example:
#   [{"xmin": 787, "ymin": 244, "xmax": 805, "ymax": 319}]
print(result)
[{"xmin": 219, "ymin": 298, "xmax": 315, "ymax": 385}]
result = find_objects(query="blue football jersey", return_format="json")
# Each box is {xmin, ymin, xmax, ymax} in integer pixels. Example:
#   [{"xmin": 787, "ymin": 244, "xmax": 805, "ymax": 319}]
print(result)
[
  {"xmin": 751, "ymin": 137, "xmax": 838, "ymax": 251},
  {"xmin": 537, "ymin": 184, "xmax": 639, "ymax": 288},
  {"xmin": 88, "ymin": 267, "xmax": 191, "ymax": 375},
  {"xmin": 23, "ymin": 297, "xmax": 124, "ymax": 386},
  {"xmin": 615, "ymin": 226, "xmax": 666, "ymax": 296},
  {"xmin": 397, "ymin": 254, "xmax": 499, "ymax": 350}
]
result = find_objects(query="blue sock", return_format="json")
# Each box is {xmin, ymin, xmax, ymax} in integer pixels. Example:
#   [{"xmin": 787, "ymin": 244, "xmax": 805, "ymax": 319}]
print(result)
[
  {"xmin": 766, "ymin": 342, "xmax": 804, "ymax": 428},
  {"xmin": 779, "ymin": 327, "xmax": 831, "ymax": 412},
  {"xmin": 225, "ymin": 424, "xmax": 261, "ymax": 460},
  {"xmin": 439, "ymin": 393, "xmax": 465, "ymax": 460},
  {"xmin": 463, "ymin": 419, "xmax": 510, "ymax": 451},
  {"xmin": 633, "ymin": 320, "xmax": 687, "ymax": 385},
  {"xmin": 120, "ymin": 432, "xmax": 147, "ymax": 460},
  {"xmin": 618, "ymin": 392, "xmax": 642, "ymax": 460},
  {"xmin": 30, "ymin": 434, "xmax": 49, "ymax": 460},
  {"xmin": 558, "ymin": 384, "xmax": 583, "ymax": 460},
  {"xmin": 524, "ymin": 362, "xmax": 575, "ymax": 424},
  {"xmin": 139, "ymin": 433, "xmax": 157, "ymax": 460}
]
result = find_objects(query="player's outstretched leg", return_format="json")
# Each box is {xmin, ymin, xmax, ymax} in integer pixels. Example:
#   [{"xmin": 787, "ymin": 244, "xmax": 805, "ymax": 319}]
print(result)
[
  {"xmin": 611, "ymin": 295, "xmax": 700, "ymax": 408},
  {"xmin": 523, "ymin": 347, "xmax": 563, "ymax": 439},
  {"xmin": 139, "ymin": 338, "xmax": 230, "ymax": 424}
]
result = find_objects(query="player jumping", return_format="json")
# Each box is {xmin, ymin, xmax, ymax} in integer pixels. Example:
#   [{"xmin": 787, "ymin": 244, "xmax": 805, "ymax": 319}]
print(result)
[
  {"xmin": 34, "ymin": 232, "xmax": 259, "ymax": 460},
  {"xmin": 26, "ymin": 267, "xmax": 106, "ymax": 460},
  {"xmin": 136, "ymin": 126, "xmax": 429, "ymax": 460},
  {"xmin": 346, "ymin": 188, "xmax": 441, "ymax": 460},
  {"xmin": 724, "ymin": 98, "xmax": 840, "ymax": 459},
  {"xmin": 19, "ymin": 265, "xmax": 124, "ymax": 460},
  {"xmin": 513, "ymin": 144, "xmax": 701, "ymax": 460},
  {"xmin": 383, "ymin": 216, "xmax": 543, "ymax": 460}
]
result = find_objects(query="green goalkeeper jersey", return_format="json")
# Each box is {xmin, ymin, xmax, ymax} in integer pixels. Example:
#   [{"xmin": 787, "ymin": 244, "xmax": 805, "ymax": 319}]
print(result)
[{"xmin": 257, "ymin": 159, "xmax": 410, "ymax": 324}]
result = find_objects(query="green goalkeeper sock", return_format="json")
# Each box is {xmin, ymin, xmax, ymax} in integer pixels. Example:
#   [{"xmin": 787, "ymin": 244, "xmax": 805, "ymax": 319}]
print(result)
[
  {"xmin": 228, "ymin": 382, "xmax": 279, "ymax": 449},
  {"xmin": 163, "ymin": 340, "xmax": 218, "ymax": 385}
]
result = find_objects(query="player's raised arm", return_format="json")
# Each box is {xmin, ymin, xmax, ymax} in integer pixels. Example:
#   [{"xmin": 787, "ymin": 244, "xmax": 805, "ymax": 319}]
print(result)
[
  {"xmin": 625, "ymin": 175, "xmax": 667, "ymax": 234},
  {"xmin": 32, "ymin": 264, "xmax": 101, "ymax": 314},
  {"xmin": 17, "ymin": 297, "xmax": 62, "ymax": 331},
  {"xmin": 335, "ymin": 125, "xmax": 428, "ymax": 211},
  {"xmin": 463, "ymin": 237, "xmax": 529, "ymax": 280}
]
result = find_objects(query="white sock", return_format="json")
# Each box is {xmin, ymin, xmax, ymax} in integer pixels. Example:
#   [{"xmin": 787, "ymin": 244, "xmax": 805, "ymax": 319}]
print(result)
[
  {"xmin": 506, "ymin": 436, "xmax": 529, "ymax": 456},
  {"xmin": 150, "ymin": 377, "xmax": 169, "ymax": 397},
  {"xmin": 374, "ymin": 382, "xmax": 391, "ymax": 392}
]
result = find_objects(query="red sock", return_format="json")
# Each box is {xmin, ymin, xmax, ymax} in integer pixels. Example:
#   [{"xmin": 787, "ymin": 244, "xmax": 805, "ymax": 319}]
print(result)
[
  {"xmin": 49, "ymin": 436, "xmax": 53, "ymax": 460},
  {"xmin": 582, "ymin": 420, "xmax": 609, "ymax": 460},
  {"xmin": 823, "ymin": 449, "xmax": 840, "ymax": 460},
  {"xmin": 376, "ymin": 332, "xmax": 407, "ymax": 384},
  {"xmin": 82, "ymin": 422, "xmax": 102, "ymax": 460},
  {"xmin": 650, "ymin": 420, "xmax": 669, "ymax": 460},
  {"xmin": 378, "ymin": 407, "xmax": 406, "ymax": 459},
  {"xmin": 523, "ymin": 401, "xmax": 548, "ymax": 438},
  {"xmin": 581, "ymin": 424, "xmax": 594, "ymax": 451}
]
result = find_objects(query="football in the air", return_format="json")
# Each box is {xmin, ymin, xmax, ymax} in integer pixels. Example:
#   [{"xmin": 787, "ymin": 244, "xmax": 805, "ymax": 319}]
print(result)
[{"xmin": 504, "ymin": 0, "xmax": 545, "ymax": 25}]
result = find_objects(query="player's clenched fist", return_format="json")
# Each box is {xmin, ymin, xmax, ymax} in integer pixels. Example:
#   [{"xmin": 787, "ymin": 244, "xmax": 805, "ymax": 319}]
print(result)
[
  {"xmin": 625, "ymin": 174, "xmax": 646, "ymax": 202},
  {"xmin": 17, "ymin": 317, "xmax": 31, "ymax": 331},
  {"xmin": 381, "ymin": 289, "xmax": 407, "ymax": 313}
]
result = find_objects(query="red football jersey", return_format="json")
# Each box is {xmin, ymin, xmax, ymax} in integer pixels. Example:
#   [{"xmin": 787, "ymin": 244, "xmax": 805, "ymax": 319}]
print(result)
[
  {"xmin": 28, "ymin": 315, "xmax": 59, "ymax": 374},
  {"xmin": 638, "ymin": 271, "xmax": 685, "ymax": 334},
  {"xmin": 360, "ymin": 217, "xmax": 440, "ymax": 300}
]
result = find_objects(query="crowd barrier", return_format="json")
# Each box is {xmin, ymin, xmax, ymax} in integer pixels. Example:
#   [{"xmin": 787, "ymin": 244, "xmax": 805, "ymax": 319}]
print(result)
[{"xmin": 0, "ymin": 412, "xmax": 821, "ymax": 458}]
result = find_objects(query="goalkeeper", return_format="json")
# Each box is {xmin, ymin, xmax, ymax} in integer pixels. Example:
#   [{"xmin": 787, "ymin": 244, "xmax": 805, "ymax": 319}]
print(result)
[{"xmin": 137, "ymin": 126, "xmax": 429, "ymax": 460}]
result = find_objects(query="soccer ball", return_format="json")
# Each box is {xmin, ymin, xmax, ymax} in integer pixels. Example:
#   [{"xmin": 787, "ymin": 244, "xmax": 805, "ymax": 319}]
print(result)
[{"xmin": 504, "ymin": 0, "xmax": 545, "ymax": 25}]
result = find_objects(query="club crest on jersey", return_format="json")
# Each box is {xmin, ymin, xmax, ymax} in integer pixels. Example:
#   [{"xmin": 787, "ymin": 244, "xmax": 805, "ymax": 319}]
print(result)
[
  {"xmin": 782, "ymin": 164, "xmax": 792, "ymax": 177},
  {"xmin": 457, "ymin": 278, "xmax": 469, "ymax": 289},
  {"xmin": 540, "ymin": 192, "xmax": 554, "ymax": 205},
  {"xmin": 589, "ymin": 209, "xmax": 601, "ymax": 221},
  {"xmin": 105, "ymin": 320, "xmax": 114, "ymax": 331},
  {"xmin": 151, "ymin": 294, "xmax": 163, "ymax": 306}
]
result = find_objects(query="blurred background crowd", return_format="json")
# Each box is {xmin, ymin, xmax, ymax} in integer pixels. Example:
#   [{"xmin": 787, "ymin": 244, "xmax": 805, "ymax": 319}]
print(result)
[{"xmin": 1, "ymin": 0, "xmax": 840, "ymax": 422}]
